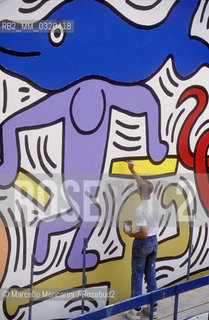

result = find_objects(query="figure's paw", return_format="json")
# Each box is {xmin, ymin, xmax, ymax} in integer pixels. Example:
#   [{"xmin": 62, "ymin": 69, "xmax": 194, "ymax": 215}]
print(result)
[
  {"xmin": 151, "ymin": 142, "xmax": 168, "ymax": 163},
  {"xmin": 85, "ymin": 251, "xmax": 99, "ymax": 269},
  {"xmin": 68, "ymin": 251, "xmax": 99, "ymax": 270}
]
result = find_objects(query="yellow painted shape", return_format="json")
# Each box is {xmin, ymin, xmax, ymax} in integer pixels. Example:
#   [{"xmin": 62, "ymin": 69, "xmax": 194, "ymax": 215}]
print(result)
[
  {"xmin": 14, "ymin": 171, "xmax": 51, "ymax": 209},
  {"xmin": 111, "ymin": 158, "xmax": 178, "ymax": 176}
]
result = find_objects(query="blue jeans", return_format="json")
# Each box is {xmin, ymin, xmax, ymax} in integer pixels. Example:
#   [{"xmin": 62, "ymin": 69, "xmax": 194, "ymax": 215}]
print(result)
[{"xmin": 131, "ymin": 235, "xmax": 158, "ymax": 298}]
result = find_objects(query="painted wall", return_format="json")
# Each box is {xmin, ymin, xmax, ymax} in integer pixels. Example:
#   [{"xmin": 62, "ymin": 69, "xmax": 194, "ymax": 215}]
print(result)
[{"xmin": 0, "ymin": 0, "xmax": 209, "ymax": 319}]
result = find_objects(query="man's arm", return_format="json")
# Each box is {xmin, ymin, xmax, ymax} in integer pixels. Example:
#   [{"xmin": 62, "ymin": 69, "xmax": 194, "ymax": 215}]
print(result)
[
  {"xmin": 127, "ymin": 161, "xmax": 145, "ymax": 187},
  {"xmin": 124, "ymin": 226, "xmax": 148, "ymax": 239}
]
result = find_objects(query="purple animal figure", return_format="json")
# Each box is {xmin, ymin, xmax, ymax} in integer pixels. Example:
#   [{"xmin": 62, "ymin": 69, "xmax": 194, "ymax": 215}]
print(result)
[{"xmin": 0, "ymin": 77, "xmax": 167, "ymax": 270}]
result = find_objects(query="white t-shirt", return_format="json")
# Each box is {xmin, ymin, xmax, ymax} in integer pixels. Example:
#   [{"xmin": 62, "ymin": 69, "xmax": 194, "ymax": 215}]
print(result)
[{"xmin": 135, "ymin": 195, "xmax": 160, "ymax": 237}]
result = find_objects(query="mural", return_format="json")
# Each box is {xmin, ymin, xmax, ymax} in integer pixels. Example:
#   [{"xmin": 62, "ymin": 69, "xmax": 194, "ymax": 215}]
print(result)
[{"xmin": 0, "ymin": 0, "xmax": 208, "ymax": 319}]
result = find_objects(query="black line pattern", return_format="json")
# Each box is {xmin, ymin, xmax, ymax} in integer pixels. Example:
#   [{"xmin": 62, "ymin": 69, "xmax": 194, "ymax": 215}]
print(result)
[
  {"xmin": 126, "ymin": 0, "xmax": 162, "ymax": 11},
  {"xmin": 43, "ymin": 135, "xmax": 57, "ymax": 169},
  {"xmin": 16, "ymin": 200, "xmax": 27, "ymax": 270},
  {"xmin": 25, "ymin": 134, "xmax": 36, "ymax": 169},
  {"xmin": 166, "ymin": 67, "xmax": 179, "ymax": 87},
  {"xmin": 19, "ymin": 0, "xmax": 49, "ymax": 13},
  {"xmin": 122, "ymin": 182, "xmax": 135, "ymax": 196},
  {"xmin": 2, "ymin": 79, "xmax": 7, "ymax": 114},
  {"xmin": 56, "ymin": 241, "xmax": 67, "ymax": 267},
  {"xmin": 159, "ymin": 212, "xmax": 171, "ymax": 237},
  {"xmin": 159, "ymin": 76, "xmax": 173, "ymax": 97},
  {"xmin": 37, "ymin": 136, "xmax": 53, "ymax": 177},
  {"xmin": 104, "ymin": 240, "xmax": 114, "ymax": 254},
  {"xmin": 34, "ymin": 240, "xmax": 61, "ymax": 275},
  {"xmin": 195, "ymin": 120, "xmax": 209, "ymax": 137},
  {"xmin": 190, "ymin": 223, "xmax": 208, "ymax": 269},
  {"xmin": 98, "ymin": 191, "xmax": 109, "ymax": 237},
  {"xmin": 115, "ymin": 130, "xmax": 141, "ymax": 141},
  {"xmin": 200, "ymin": 0, "xmax": 209, "ymax": 23},
  {"xmin": 166, "ymin": 113, "xmax": 173, "ymax": 137},
  {"xmin": 180, "ymin": 226, "xmax": 202, "ymax": 268},
  {"xmin": 171, "ymin": 108, "xmax": 185, "ymax": 143},
  {"xmin": 113, "ymin": 142, "xmax": 141, "ymax": 152},
  {"xmin": 103, "ymin": 184, "xmax": 115, "ymax": 245},
  {"xmin": 8, "ymin": 208, "xmax": 20, "ymax": 273},
  {"xmin": 115, "ymin": 119, "xmax": 139, "ymax": 130},
  {"xmin": 109, "ymin": 246, "xmax": 118, "ymax": 255}
]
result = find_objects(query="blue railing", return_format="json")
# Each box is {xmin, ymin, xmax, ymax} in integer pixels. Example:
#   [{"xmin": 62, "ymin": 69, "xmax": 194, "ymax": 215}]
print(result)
[{"xmin": 69, "ymin": 275, "xmax": 209, "ymax": 320}]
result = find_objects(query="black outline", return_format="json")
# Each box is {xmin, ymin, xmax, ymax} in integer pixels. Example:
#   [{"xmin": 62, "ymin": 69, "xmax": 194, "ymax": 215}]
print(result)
[
  {"xmin": 190, "ymin": 0, "xmax": 209, "ymax": 49},
  {"xmin": 2, "ymin": 79, "xmax": 7, "ymax": 114},
  {"xmin": 70, "ymin": 88, "xmax": 107, "ymax": 135},
  {"xmin": 8, "ymin": 208, "xmax": 21, "ymax": 273},
  {"xmin": 16, "ymin": 199, "xmax": 27, "ymax": 271},
  {"xmin": 95, "ymin": 0, "xmax": 180, "ymax": 30},
  {"xmin": 24, "ymin": 134, "xmax": 36, "ymax": 169}
]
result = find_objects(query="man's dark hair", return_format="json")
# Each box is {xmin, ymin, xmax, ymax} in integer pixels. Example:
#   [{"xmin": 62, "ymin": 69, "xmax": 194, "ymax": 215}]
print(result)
[{"xmin": 138, "ymin": 181, "xmax": 153, "ymax": 197}]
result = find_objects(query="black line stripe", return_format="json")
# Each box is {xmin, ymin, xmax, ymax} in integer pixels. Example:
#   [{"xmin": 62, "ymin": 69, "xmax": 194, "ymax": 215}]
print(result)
[
  {"xmin": 200, "ymin": 248, "xmax": 209, "ymax": 265},
  {"xmin": 19, "ymin": 87, "xmax": 30, "ymax": 93},
  {"xmin": 113, "ymin": 141, "xmax": 141, "ymax": 152},
  {"xmin": 17, "ymin": 311, "xmax": 25, "ymax": 320},
  {"xmin": 109, "ymin": 246, "xmax": 118, "ymax": 255},
  {"xmin": 157, "ymin": 185, "xmax": 163, "ymax": 200},
  {"xmin": 156, "ymin": 265, "xmax": 174, "ymax": 272},
  {"xmin": 126, "ymin": 0, "xmax": 162, "ymax": 11},
  {"xmin": 122, "ymin": 183, "xmax": 135, "ymax": 196},
  {"xmin": 69, "ymin": 306, "xmax": 90, "ymax": 313},
  {"xmin": 159, "ymin": 213, "xmax": 164, "ymax": 228},
  {"xmin": 2, "ymin": 79, "xmax": 7, "ymax": 114},
  {"xmin": 116, "ymin": 119, "xmax": 139, "ymax": 130},
  {"xmin": 166, "ymin": 113, "xmax": 173, "ymax": 136},
  {"xmin": 43, "ymin": 135, "xmax": 57, "ymax": 169},
  {"xmin": 65, "ymin": 296, "xmax": 98, "ymax": 308},
  {"xmin": 56, "ymin": 241, "xmax": 67, "ymax": 267},
  {"xmin": 19, "ymin": 0, "xmax": 48, "ymax": 13},
  {"xmin": 159, "ymin": 212, "xmax": 171, "ymax": 237},
  {"xmin": 25, "ymin": 135, "xmax": 36, "ymax": 169},
  {"xmin": 34, "ymin": 240, "xmax": 61, "ymax": 275},
  {"xmin": 159, "ymin": 76, "xmax": 173, "ymax": 97},
  {"xmin": 30, "ymin": 216, "xmax": 38, "ymax": 226},
  {"xmin": 156, "ymin": 274, "xmax": 168, "ymax": 281},
  {"xmin": 154, "ymin": 181, "xmax": 161, "ymax": 193},
  {"xmin": 190, "ymin": 225, "xmax": 202, "ymax": 258},
  {"xmin": 0, "ymin": 45, "xmax": 40, "ymax": 57},
  {"xmin": 104, "ymin": 240, "xmax": 114, "ymax": 254},
  {"xmin": 0, "ymin": 195, "xmax": 7, "ymax": 200},
  {"xmin": 103, "ymin": 184, "xmax": 115, "ymax": 244},
  {"xmin": 16, "ymin": 200, "xmax": 27, "ymax": 270},
  {"xmin": 195, "ymin": 120, "xmax": 209, "ymax": 137},
  {"xmin": 200, "ymin": 0, "xmax": 209, "ymax": 23},
  {"xmin": 31, "ymin": 210, "xmax": 39, "ymax": 215},
  {"xmin": 180, "ymin": 225, "xmax": 202, "ymax": 268},
  {"xmin": 21, "ymin": 95, "xmax": 30, "ymax": 103},
  {"xmin": 22, "ymin": 0, "xmax": 39, "ymax": 3},
  {"xmin": 171, "ymin": 108, "xmax": 185, "ymax": 143},
  {"xmin": 207, "ymin": 16, "xmax": 209, "ymax": 30},
  {"xmin": 166, "ymin": 68, "xmax": 179, "ymax": 87},
  {"xmin": 37, "ymin": 136, "xmax": 53, "ymax": 177},
  {"xmin": 98, "ymin": 192, "xmax": 109, "ymax": 237},
  {"xmin": 190, "ymin": 224, "xmax": 208, "ymax": 269},
  {"xmin": 180, "ymin": 176, "xmax": 197, "ymax": 216},
  {"xmin": 116, "ymin": 130, "xmax": 141, "ymax": 141},
  {"xmin": 8, "ymin": 208, "xmax": 20, "ymax": 273}
]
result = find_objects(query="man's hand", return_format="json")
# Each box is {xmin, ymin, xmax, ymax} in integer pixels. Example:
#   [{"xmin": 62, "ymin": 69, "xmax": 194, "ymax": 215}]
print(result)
[
  {"xmin": 126, "ymin": 161, "xmax": 134, "ymax": 173},
  {"xmin": 123, "ymin": 229, "xmax": 134, "ymax": 237}
]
